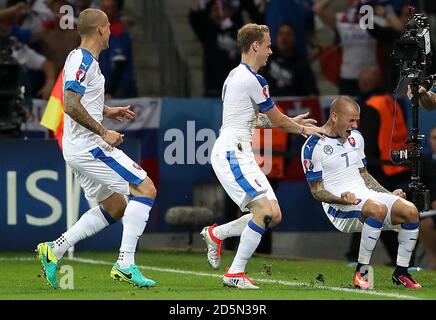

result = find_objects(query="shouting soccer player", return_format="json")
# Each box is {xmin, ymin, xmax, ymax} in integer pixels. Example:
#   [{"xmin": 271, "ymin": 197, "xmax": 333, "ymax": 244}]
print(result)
[{"xmin": 301, "ymin": 96, "xmax": 422, "ymax": 289}]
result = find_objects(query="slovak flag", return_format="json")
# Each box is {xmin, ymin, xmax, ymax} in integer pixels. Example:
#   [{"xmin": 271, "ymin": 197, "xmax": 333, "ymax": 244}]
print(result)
[{"xmin": 348, "ymin": 137, "xmax": 356, "ymax": 148}]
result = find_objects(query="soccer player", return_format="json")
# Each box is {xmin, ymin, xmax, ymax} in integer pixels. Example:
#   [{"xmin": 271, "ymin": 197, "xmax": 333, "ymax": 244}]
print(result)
[
  {"xmin": 301, "ymin": 96, "xmax": 422, "ymax": 289},
  {"xmin": 201, "ymin": 23, "xmax": 326, "ymax": 289},
  {"xmin": 36, "ymin": 9, "xmax": 156, "ymax": 289}
]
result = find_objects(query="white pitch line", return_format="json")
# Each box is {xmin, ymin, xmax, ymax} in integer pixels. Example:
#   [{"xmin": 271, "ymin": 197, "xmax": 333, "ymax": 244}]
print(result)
[
  {"xmin": 0, "ymin": 256, "xmax": 421, "ymax": 300},
  {"xmin": 68, "ymin": 257, "xmax": 420, "ymax": 300}
]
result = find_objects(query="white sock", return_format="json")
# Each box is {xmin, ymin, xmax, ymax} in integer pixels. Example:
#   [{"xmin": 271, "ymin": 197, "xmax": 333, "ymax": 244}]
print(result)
[
  {"xmin": 54, "ymin": 207, "xmax": 116, "ymax": 260},
  {"xmin": 118, "ymin": 197, "xmax": 153, "ymax": 269},
  {"xmin": 228, "ymin": 220, "xmax": 265, "ymax": 274},
  {"xmin": 213, "ymin": 213, "xmax": 253, "ymax": 240},
  {"xmin": 358, "ymin": 218, "xmax": 383, "ymax": 265},
  {"xmin": 397, "ymin": 222, "xmax": 420, "ymax": 267}
]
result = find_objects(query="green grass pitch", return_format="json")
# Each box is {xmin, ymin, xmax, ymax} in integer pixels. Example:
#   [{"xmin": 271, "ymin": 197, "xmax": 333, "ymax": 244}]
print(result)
[{"xmin": 0, "ymin": 250, "xmax": 435, "ymax": 300}]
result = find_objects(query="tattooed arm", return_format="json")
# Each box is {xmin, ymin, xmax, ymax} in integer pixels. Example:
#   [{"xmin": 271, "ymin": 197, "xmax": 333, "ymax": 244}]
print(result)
[
  {"xmin": 256, "ymin": 113, "xmax": 274, "ymax": 129},
  {"xmin": 309, "ymin": 180, "xmax": 357, "ymax": 205},
  {"xmin": 359, "ymin": 167, "xmax": 391, "ymax": 194},
  {"xmin": 64, "ymin": 90, "xmax": 123, "ymax": 147}
]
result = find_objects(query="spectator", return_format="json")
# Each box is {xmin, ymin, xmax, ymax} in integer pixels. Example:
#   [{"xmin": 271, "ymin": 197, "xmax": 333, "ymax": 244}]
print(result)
[
  {"xmin": 367, "ymin": 3, "xmax": 409, "ymax": 93},
  {"xmin": 263, "ymin": 23, "xmax": 319, "ymax": 97},
  {"xmin": 420, "ymin": 127, "xmax": 436, "ymax": 271},
  {"xmin": 189, "ymin": 0, "xmax": 241, "ymax": 97},
  {"xmin": 265, "ymin": 0, "xmax": 316, "ymax": 58},
  {"xmin": 99, "ymin": 0, "xmax": 137, "ymax": 99},
  {"xmin": 73, "ymin": 0, "xmax": 98, "ymax": 16},
  {"xmin": 313, "ymin": 0, "xmax": 378, "ymax": 96}
]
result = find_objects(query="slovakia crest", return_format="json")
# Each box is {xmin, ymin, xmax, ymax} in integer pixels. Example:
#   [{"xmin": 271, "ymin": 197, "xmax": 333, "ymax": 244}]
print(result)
[
  {"xmin": 262, "ymin": 85, "xmax": 270, "ymax": 99},
  {"xmin": 303, "ymin": 159, "xmax": 314, "ymax": 172},
  {"xmin": 76, "ymin": 69, "xmax": 87, "ymax": 83},
  {"xmin": 353, "ymin": 199, "xmax": 362, "ymax": 206},
  {"xmin": 348, "ymin": 137, "xmax": 356, "ymax": 147}
]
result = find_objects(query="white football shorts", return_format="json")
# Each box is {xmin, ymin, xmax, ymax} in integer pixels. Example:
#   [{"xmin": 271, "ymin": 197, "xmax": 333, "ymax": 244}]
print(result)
[
  {"xmin": 211, "ymin": 141, "xmax": 277, "ymax": 212},
  {"xmin": 322, "ymin": 189, "xmax": 402, "ymax": 233},
  {"xmin": 66, "ymin": 146, "xmax": 147, "ymax": 203}
]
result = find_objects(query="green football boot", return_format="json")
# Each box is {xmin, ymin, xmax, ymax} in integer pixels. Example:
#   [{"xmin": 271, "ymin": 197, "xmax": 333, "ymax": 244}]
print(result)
[
  {"xmin": 110, "ymin": 263, "xmax": 156, "ymax": 288},
  {"xmin": 36, "ymin": 242, "xmax": 59, "ymax": 289}
]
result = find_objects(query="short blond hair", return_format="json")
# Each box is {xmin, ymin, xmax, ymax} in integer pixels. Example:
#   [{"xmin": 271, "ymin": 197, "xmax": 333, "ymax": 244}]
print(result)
[
  {"xmin": 237, "ymin": 23, "xmax": 269, "ymax": 54},
  {"xmin": 78, "ymin": 9, "xmax": 108, "ymax": 37}
]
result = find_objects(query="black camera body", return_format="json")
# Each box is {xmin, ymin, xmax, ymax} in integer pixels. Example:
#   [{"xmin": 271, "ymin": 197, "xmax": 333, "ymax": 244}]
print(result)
[
  {"xmin": 392, "ymin": 13, "xmax": 432, "ymax": 212},
  {"xmin": 0, "ymin": 36, "xmax": 26, "ymax": 138}
]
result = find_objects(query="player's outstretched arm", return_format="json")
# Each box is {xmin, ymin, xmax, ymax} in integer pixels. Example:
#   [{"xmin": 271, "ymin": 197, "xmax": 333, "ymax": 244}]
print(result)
[
  {"xmin": 64, "ymin": 90, "xmax": 124, "ymax": 147},
  {"xmin": 309, "ymin": 180, "xmax": 356, "ymax": 205},
  {"xmin": 359, "ymin": 168, "xmax": 391, "ymax": 194},
  {"xmin": 265, "ymin": 106, "xmax": 326, "ymax": 138},
  {"xmin": 103, "ymin": 105, "xmax": 135, "ymax": 122}
]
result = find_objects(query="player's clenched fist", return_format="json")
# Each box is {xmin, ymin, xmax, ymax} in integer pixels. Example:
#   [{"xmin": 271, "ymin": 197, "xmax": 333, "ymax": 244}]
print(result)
[
  {"xmin": 340, "ymin": 192, "xmax": 357, "ymax": 205},
  {"xmin": 102, "ymin": 130, "xmax": 124, "ymax": 147}
]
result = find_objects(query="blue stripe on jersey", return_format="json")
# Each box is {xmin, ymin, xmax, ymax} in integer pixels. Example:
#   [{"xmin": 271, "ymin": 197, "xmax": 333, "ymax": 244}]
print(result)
[
  {"xmin": 241, "ymin": 63, "xmax": 275, "ymax": 113},
  {"xmin": 90, "ymin": 147, "xmax": 144, "ymax": 186},
  {"xmin": 362, "ymin": 157, "xmax": 368, "ymax": 166},
  {"xmin": 64, "ymin": 81, "xmax": 85, "ymax": 94},
  {"xmin": 327, "ymin": 207, "xmax": 362, "ymax": 220},
  {"xmin": 226, "ymin": 151, "xmax": 259, "ymax": 198},
  {"xmin": 306, "ymin": 171, "xmax": 323, "ymax": 182},
  {"xmin": 64, "ymin": 49, "xmax": 94, "ymax": 94},
  {"xmin": 303, "ymin": 136, "xmax": 323, "ymax": 182},
  {"xmin": 258, "ymin": 100, "xmax": 274, "ymax": 113}
]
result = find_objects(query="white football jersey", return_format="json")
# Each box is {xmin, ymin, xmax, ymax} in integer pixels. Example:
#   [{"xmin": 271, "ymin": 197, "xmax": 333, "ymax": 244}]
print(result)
[
  {"xmin": 301, "ymin": 130, "xmax": 369, "ymax": 198},
  {"xmin": 214, "ymin": 63, "xmax": 275, "ymax": 152},
  {"xmin": 62, "ymin": 48, "xmax": 106, "ymax": 161}
]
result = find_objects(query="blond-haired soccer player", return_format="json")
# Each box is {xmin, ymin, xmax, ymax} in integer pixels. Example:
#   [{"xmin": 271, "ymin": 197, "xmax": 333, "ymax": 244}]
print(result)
[
  {"xmin": 201, "ymin": 23, "xmax": 326, "ymax": 289},
  {"xmin": 36, "ymin": 9, "xmax": 156, "ymax": 289}
]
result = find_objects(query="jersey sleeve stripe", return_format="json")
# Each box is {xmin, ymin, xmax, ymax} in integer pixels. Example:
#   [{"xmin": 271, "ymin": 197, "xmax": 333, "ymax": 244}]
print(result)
[
  {"xmin": 64, "ymin": 81, "xmax": 85, "ymax": 95},
  {"xmin": 258, "ymin": 99, "xmax": 274, "ymax": 113},
  {"xmin": 306, "ymin": 171, "xmax": 323, "ymax": 182},
  {"xmin": 226, "ymin": 151, "xmax": 261, "ymax": 198},
  {"xmin": 90, "ymin": 147, "xmax": 144, "ymax": 186},
  {"xmin": 303, "ymin": 136, "xmax": 321, "ymax": 160}
]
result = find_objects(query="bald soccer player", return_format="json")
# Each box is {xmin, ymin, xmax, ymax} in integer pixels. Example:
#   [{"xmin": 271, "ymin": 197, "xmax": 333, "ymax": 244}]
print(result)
[
  {"xmin": 301, "ymin": 96, "xmax": 422, "ymax": 290},
  {"xmin": 36, "ymin": 9, "xmax": 157, "ymax": 289}
]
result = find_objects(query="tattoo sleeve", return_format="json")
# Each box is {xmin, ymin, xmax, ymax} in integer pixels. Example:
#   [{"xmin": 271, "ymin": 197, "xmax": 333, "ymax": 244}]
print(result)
[
  {"xmin": 256, "ymin": 113, "xmax": 274, "ymax": 129},
  {"xmin": 309, "ymin": 180, "xmax": 345, "ymax": 205},
  {"xmin": 359, "ymin": 168, "xmax": 391, "ymax": 194},
  {"xmin": 64, "ymin": 90, "xmax": 106, "ymax": 136}
]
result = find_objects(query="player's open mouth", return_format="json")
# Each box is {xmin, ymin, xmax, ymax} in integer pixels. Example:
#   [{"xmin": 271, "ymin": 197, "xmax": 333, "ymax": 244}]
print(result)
[{"xmin": 345, "ymin": 130, "xmax": 351, "ymax": 136}]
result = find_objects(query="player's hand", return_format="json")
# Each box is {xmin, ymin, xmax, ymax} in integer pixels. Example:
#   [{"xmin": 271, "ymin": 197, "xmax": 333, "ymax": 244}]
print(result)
[
  {"xmin": 105, "ymin": 105, "xmax": 135, "ymax": 122},
  {"xmin": 301, "ymin": 126, "xmax": 326, "ymax": 139},
  {"xmin": 340, "ymin": 192, "xmax": 357, "ymax": 205},
  {"xmin": 393, "ymin": 189, "xmax": 407, "ymax": 199},
  {"xmin": 102, "ymin": 129, "xmax": 124, "ymax": 147},
  {"xmin": 292, "ymin": 112, "xmax": 318, "ymax": 127}
]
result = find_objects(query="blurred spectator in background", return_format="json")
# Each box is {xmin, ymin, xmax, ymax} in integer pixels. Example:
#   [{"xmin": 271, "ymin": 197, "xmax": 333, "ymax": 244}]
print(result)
[
  {"xmin": 32, "ymin": 0, "xmax": 80, "ymax": 73},
  {"xmin": 265, "ymin": 0, "xmax": 318, "ymax": 59},
  {"xmin": 263, "ymin": 23, "xmax": 318, "ymax": 97},
  {"xmin": 99, "ymin": 0, "xmax": 137, "ymax": 99},
  {"xmin": 313, "ymin": 0, "xmax": 378, "ymax": 96},
  {"xmin": 420, "ymin": 127, "xmax": 436, "ymax": 271},
  {"xmin": 189, "ymin": 0, "xmax": 241, "ymax": 97},
  {"xmin": 0, "ymin": 1, "xmax": 56, "ymax": 101},
  {"xmin": 73, "ymin": 0, "xmax": 98, "ymax": 16},
  {"xmin": 344, "ymin": 67, "xmax": 411, "ymax": 266},
  {"xmin": 238, "ymin": 0, "xmax": 268, "ymax": 24},
  {"xmin": 367, "ymin": 3, "xmax": 409, "ymax": 93}
]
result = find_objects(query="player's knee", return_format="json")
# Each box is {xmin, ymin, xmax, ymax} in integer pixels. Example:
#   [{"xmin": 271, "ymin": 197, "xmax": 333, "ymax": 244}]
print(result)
[
  {"xmin": 372, "ymin": 204, "xmax": 388, "ymax": 222},
  {"xmin": 136, "ymin": 179, "xmax": 157, "ymax": 199},
  {"xmin": 270, "ymin": 208, "xmax": 282, "ymax": 227},
  {"xmin": 404, "ymin": 204, "xmax": 420, "ymax": 223}
]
